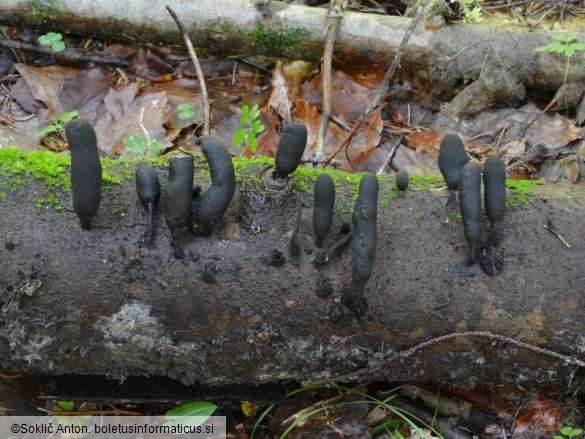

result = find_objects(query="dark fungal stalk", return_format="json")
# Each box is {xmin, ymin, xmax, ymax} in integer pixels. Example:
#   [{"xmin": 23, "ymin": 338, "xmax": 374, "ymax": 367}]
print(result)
[
  {"xmin": 274, "ymin": 122, "xmax": 307, "ymax": 179},
  {"xmin": 313, "ymin": 173, "xmax": 335, "ymax": 248},
  {"xmin": 164, "ymin": 156, "xmax": 194, "ymax": 259},
  {"xmin": 135, "ymin": 164, "xmax": 161, "ymax": 245},
  {"xmin": 459, "ymin": 162, "xmax": 482, "ymax": 265},
  {"xmin": 194, "ymin": 136, "xmax": 236, "ymax": 236},
  {"xmin": 396, "ymin": 169, "xmax": 409, "ymax": 192},
  {"xmin": 65, "ymin": 119, "xmax": 102, "ymax": 230},
  {"xmin": 483, "ymin": 155, "xmax": 506, "ymax": 248},
  {"xmin": 343, "ymin": 172, "xmax": 378, "ymax": 317},
  {"xmin": 438, "ymin": 134, "xmax": 469, "ymax": 208}
]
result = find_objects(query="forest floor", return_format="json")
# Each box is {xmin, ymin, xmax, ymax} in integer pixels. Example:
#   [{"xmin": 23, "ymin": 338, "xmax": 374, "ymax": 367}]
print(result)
[{"xmin": 1, "ymin": 0, "xmax": 585, "ymax": 437}]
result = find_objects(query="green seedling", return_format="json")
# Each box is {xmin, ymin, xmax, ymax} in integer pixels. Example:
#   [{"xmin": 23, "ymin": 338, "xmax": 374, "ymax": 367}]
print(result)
[
  {"xmin": 36, "ymin": 110, "xmax": 78, "ymax": 138},
  {"xmin": 177, "ymin": 103, "xmax": 196, "ymax": 120},
  {"xmin": 554, "ymin": 426, "xmax": 583, "ymax": 439},
  {"xmin": 123, "ymin": 134, "xmax": 163, "ymax": 156},
  {"xmin": 232, "ymin": 104, "xmax": 265, "ymax": 155},
  {"xmin": 164, "ymin": 401, "xmax": 217, "ymax": 428},
  {"xmin": 536, "ymin": 34, "xmax": 585, "ymax": 96},
  {"xmin": 38, "ymin": 32, "xmax": 65, "ymax": 52}
]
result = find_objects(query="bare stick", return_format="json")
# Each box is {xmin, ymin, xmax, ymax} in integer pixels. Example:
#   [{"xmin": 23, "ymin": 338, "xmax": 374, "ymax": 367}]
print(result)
[
  {"xmin": 322, "ymin": 0, "xmax": 429, "ymax": 168},
  {"xmin": 166, "ymin": 5, "xmax": 210, "ymax": 136},
  {"xmin": 314, "ymin": 0, "xmax": 346, "ymax": 164},
  {"xmin": 395, "ymin": 331, "xmax": 585, "ymax": 368},
  {"xmin": 377, "ymin": 104, "xmax": 409, "ymax": 174},
  {"xmin": 0, "ymin": 38, "xmax": 129, "ymax": 67},
  {"xmin": 544, "ymin": 223, "xmax": 571, "ymax": 248}
]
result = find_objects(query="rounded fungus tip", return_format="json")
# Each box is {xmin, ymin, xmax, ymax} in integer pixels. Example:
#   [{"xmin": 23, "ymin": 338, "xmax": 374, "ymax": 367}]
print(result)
[
  {"xmin": 65, "ymin": 119, "xmax": 102, "ymax": 230},
  {"xmin": 459, "ymin": 162, "xmax": 482, "ymax": 264},
  {"xmin": 194, "ymin": 136, "xmax": 236, "ymax": 235},
  {"xmin": 439, "ymin": 134, "xmax": 469, "ymax": 191},
  {"xmin": 313, "ymin": 173, "xmax": 335, "ymax": 248},
  {"xmin": 135, "ymin": 164, "xmax": 161, "ymax": 208},
  {"xmin": 274, "ymin": 122, "xmax": 307, "ymax": 178},
  {"xmin": 164, "ymin": 156, "xmax": 195, "ymax": 258},
  {"xmin": 396, "ymin": 169, "xmax": 409, "ymax": 191},
  {"xmin": 483, "ymin": 154, "xmax": 506, "ymax": 247}
]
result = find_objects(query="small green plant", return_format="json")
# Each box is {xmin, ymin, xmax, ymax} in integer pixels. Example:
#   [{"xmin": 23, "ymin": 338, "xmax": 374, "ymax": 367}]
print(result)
[
  {"xmin": 177, "ymin": 103, "xmax": 196, "ymax": 120},
  {"xmin": 463, "ymin": 0, "xmax": 485, "ymax": 22},
  {"xmin": 251, "ymin": 385, "xmax": 443, "ymax": 439},
  {"xmin": 232, "ymin": 104, "xmax": 265, "ymax": 155},
  {"xmin": 38, "ymin": 32, "xmax": 65, "ymax": 52},
  {"xmin": 164, "ymin": 401, "xmax": 217, "ymax": 428},
  {"xmin": 123, "ymin": 134, "xmax": 163, "ymax": 156},
  {"xmin": 554, "ymin": 426, "xmax": 583, "ymax": 439},
  {"xmin": 35, "ymin": 110, "xmax": 78, "ymax": 138},
  {"xmin": 536, "ymin": 34, "xmax": 585, "ymax": 98}
]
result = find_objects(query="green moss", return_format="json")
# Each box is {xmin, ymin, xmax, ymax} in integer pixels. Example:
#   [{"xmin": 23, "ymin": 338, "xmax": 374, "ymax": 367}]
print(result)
[
  {"xmin": 246, "ymin": 22, "xmax": 310, "ymax": 54},
  {"xmin": 505, "ymin": 179, "xmax": 545, "ymax": 206},
  {"xmin": 450, "ymin": 211, "xmax": 463, "ymax": 222}
]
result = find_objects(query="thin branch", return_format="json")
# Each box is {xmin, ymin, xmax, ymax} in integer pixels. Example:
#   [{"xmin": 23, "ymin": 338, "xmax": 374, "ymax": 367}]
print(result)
[
  {"xmin": 166, "ymin": 5, "xmax": 210, "ymax": 136},
  {"xmin": 322, "ymin": 0, "xmax": 429, "ymax": 168},
  {"xmin": 314, "ymin": 0, "xmax": 346, "ymax": 164},
  {"xmin": 0, "ymin": 39, "xmax": 129, "ymax": 67}
]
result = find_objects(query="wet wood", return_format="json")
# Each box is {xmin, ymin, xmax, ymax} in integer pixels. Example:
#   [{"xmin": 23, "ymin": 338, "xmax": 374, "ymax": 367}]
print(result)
[{"xmin": 1, "ymin": 158, "xmax": 584, "ymax": 390}]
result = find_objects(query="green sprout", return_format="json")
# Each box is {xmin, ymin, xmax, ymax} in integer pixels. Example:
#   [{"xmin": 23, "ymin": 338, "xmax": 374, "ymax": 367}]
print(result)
[
  {"xmin": 554, "ymin": 426, "xmax": 583, "ymax": 439},
  {"xmin": 35, "ymin": 110, "xmax": 78, "ymax": 138},
  {"xmin": 536, "ymin": 34, "xmax": 585, "ymax": 58},
  {"xmin": 536, "ymin": 34, "xmax": 585, "ymax": 98},
  {"xmin": 164, "ymin": 401, "xmax": 217, "ymax": 429},
  {"xmin": 177, "ymin": 103, "xmax": 196, "ymax": 120},
  {"xmin": 232, "ymin": 104, "xmax": 265, "ymax": 155},
  {"xmin": 123, "ymin": 134, "xmax": 163, "ymax": 156},
  {"xmin": 38, "ymin": 32, "xmax": 65, "ymax": 52}
]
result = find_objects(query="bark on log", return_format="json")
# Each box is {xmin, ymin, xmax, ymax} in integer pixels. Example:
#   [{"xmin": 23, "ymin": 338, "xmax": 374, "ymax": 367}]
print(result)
[
  {"xmin": 1, "ymin": 153, "xmax": 585, "ymax": 390},
  {"xmin": 1, "ymin": 0, "xmax": 585, "ymax": 98}
]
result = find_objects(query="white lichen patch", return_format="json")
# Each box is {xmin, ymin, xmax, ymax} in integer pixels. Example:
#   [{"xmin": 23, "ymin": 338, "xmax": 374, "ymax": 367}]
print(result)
[{"xmin": 95, "ymin": 302, "xmax": 171, "ymax": 351}]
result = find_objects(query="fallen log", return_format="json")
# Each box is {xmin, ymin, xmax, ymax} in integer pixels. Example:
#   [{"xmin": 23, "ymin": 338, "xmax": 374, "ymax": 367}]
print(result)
[
  {"xmin": 0, "ymin": 149, "xmax": 584, "ymax": 390},
  {"xmin": 1, "ymin": 0, "xmax": 585, "ymax": 107}
]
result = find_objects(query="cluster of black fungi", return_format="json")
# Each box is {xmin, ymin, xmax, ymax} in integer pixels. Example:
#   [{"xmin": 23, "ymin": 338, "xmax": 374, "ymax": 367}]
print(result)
[{"xmin": 65, "ymin": 120, "xmax": 504, "ymax": 320}]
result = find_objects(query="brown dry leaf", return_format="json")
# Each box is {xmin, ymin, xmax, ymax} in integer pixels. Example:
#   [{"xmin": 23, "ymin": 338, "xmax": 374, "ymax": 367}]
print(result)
[
  {"xmin": 11, "ymin": 64, "xmax": 81, "ymax": 130},
  {"xmin": 526, "ymin": 113, "xmax": 582, "ymax": 150},
  {"xmin": 513, "ymin": 399, "xmax": 563, "ymax": 434},
  {"xmin": 92, "ymin": 83, "xmax": 172, "ymax": 156},
  {"xmin": 128, "ymin": 46, "xmax": 173, "ymax": 81},
  {"xmin": 268, "ymin": 61, "xmax": 292, "ymax": 123},
  {"xmin": 58, "ymin": 67, "xmax": 112, "ymax": 114},
  {"xmin": 405, "ymin": 130, "xmax": 442, "ymax": 157},
  {"xmin": 153, "ymin": 79, "xmax": 204, "ymax": 129}
]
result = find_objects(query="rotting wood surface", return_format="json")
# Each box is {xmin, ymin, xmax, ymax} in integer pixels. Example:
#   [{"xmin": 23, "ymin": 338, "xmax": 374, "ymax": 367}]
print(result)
[{"xmin": 1, "ymin": 157, "xmax": 584, "ymax": 390}]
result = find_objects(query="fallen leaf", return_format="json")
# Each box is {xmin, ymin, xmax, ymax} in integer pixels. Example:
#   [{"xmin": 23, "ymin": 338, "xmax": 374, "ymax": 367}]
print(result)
[{"xmin": 513, "ymin": 400, "xmax": 563, "ymax": 434}]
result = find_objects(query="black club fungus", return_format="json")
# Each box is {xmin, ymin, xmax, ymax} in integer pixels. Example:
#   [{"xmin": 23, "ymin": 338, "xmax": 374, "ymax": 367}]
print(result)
[
  {"xmin": 164, "ymin": 156, "xmax": 194, "ymax": 259},
  {"xmin": 343, "ymin": 172, "xmax": 378, "ymax": 316},
  {"xmin": 135, "ymin": 164, "xmax": 161, "ymax": 245},
  {"xmin": 313, "ymin": 173, "xmax": 335, "ymax": 248},
  {"xmin": 396, "ymin": 169, "xmax": 409, "ymax": 191},
  {"xmin": 274, "ymin": 122, "xmax": 307, "ymax": 178},
  {"xmin": 194, "ymin": 136, "xmax": 236, "ymax": 236},
  {"xmin": 439, "ymin": 134, "xmax": 468, "ymax": 207},
  {"xmin": 65, "ymin": 119, "xmax": 102, "ymax": 230},
  {"xmin": 459, "ymin": 162, "xmax": 482, "ymax": 265},
  {"xmin": 483, "ymin": 155, "xmax": 506, "ymax": 247}
]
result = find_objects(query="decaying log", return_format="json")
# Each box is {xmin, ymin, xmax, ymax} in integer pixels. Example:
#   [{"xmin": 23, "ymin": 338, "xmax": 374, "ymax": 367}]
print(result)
[
  {"xmin": 0, "ymin": 0, "xmax": 585, "ymax": 104},
  {"xmin": 1, "ymin": 153, "xmax": 585, "ymax": 390}
]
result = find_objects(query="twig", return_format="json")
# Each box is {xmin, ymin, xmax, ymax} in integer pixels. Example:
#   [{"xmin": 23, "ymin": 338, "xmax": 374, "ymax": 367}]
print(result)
[
  {"xmin": 0, "ymin": 39, "xmax": 129, "ymax": 67},
  {"xmin": 166, "ymin": 5, "xmax": 210, "ymax": 136},
  {"xmin": 544, "ymin": 222, "xmax": 571, "ymax": 248},
  {"xmin": 377, "ymin": 104, "xmax": 409, "ymax": 174},
  {"xmin": 314, "ymin": 0, "xmax": 346, "ymax": 163},
  {"xmin": 394, "ymin": 331, "xmax": 585, "ymax": 367},
  {"xmin": 322, "ymin": 0, "xmax": 429, "ymax": 168}
]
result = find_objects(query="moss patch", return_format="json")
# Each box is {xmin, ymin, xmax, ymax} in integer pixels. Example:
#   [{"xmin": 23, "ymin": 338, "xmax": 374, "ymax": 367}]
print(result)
[
  {"xmin": 505, "ymin": 179, "xmax": 545, "ymax": 206},
  {"xmin": 246, "ymin": 22, "xmax": 310, "ymax": 54},
  {"xmin": 0, "ymin": 147, "xmax": 141, "ymax": 209}
]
